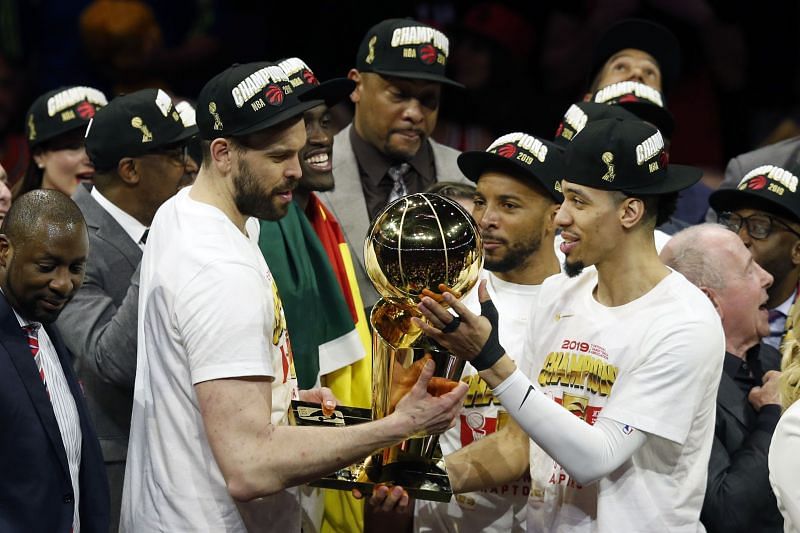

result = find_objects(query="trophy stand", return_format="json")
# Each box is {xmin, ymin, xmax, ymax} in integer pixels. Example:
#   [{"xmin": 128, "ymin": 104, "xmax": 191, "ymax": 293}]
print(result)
[{"xmin": 289, "ymin": 193, "xmax": 482, "ymax": 502}]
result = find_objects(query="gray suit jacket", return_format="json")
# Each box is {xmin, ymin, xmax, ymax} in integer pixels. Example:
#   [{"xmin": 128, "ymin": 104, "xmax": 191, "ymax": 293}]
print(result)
[
  {"xmin": 320, "ymin": 124, "xmax": 469, "ymax": 307},
  {"xmin": 707, "ymin": 136, "xmax": 800, "ymax": 221},
  {"xmin": 56, "ymin": 184, "xmax": 140, "ymax": 463}
]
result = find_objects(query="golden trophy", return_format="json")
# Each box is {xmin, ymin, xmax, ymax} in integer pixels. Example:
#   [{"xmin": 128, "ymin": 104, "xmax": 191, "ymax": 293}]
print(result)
[{"xmin": 290, "ymin": 193, "xmax": 482, "ymax": 501}]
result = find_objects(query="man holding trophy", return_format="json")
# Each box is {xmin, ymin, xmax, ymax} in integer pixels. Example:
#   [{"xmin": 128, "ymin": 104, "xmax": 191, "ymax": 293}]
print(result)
[
  {"xmin": 408, "ymin": 118, "xmax": 726, "ymax": 531},
  {"xmin": 120, "ymin": 60, "xmax": 468, "ymax": 533}
]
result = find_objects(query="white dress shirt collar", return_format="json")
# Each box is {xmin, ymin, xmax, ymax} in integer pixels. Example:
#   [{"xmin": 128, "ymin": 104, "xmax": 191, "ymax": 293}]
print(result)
[{"xmin": 90, "ymin": 186, "xmax": 149, "ymax": 248}]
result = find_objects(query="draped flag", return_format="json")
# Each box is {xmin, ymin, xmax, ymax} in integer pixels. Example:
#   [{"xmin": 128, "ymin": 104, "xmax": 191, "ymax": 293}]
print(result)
[{"xmin": 259, "ymin": 195, "xmax": 372, "ymax": 532}]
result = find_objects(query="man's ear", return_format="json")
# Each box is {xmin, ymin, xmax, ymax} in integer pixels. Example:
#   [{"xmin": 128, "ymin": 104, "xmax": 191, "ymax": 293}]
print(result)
[
  {"xmin": 701, "ymin": 286, "xmax": 724, "ymax": 320},
  {"xmin": 117, "ymin": 158, "xmax": 139, "ymax": 185},
  {"xmin": 791, "ymin": 238, "xmax": 800, "ymax": 267},
  {"xmin": 347, "ymin": 69, "xmax": 362, "ymax": 104},
  {"xmin": 619, "ymin": 197, "xmax": 646, "ymax": 229},
  {"xmin": 210, "ymin": 138, "xmax": 233, "ymax": 175},
  {"xmin": 546, "ymin": 203, "xmax": 560, "ymax": 230},
  {"xmin": 0, "ymin": 235, "xmax": 11, "ymax": 269}
]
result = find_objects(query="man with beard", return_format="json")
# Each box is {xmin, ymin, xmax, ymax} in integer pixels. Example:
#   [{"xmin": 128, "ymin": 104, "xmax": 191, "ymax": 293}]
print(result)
[
  {"xmin": 414, "ymin": 132, "xmax": 563, "ymax": 532},
  {"xmin": 403, "ymin": 118, "xmax": 724, "ymax": 531},
  {"xmin": 0, "ymin": 190, "xmax": 109, "ymax": 532},
  {"xmin": 323, "ymin": 17, "xmax": 471, "ymax": 309},
  {"xmin": 661, "ymin": 224, "xmax": 784, "ymax": 532},
  {"xmin": 257, "ymin": 57, "xmax": 371, "ymax": 532},
  {"xmin": 708, "ymin": 161, "xmax": 800, "ymax": 350},
  {"xmin": 121, "ymin": 61, "xmax": 468, "ymax": 533}
]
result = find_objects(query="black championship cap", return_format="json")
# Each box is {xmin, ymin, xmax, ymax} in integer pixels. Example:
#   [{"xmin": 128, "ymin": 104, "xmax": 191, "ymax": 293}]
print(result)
[
  {"xmin": 553, "ymin": 101, "xmax": 638, "ymax": 148},
  {"xmin": 709, "ymin": 164, "xmax": 800, "ymax": 223},
  {"xmin": 85, "ymin": 88, "xmax": 199, "ymax": 171},
  {"xmin": 564, "ymin": 117, "xmax": 701, "ymax": 194},
  {"xmin": 590, "ymin": 18, "xmax": 681, "ymax": 93},
  {"xmin": 592, "ymin": 81, "xmax": 674, "ymax": 138},
  {"xmin": 26, "ymin": 86, "xmax": 108, "ymax": 148},
  {"xmin": 458, "ymin": 132, "xmax": 564, "ymax": 202},
  {"xmin": 277, "ymin": 57, "xmax": 355, "ymax": 107},
  {"xmin": 356, "ymin": 18, "xmax": 463, "ymax": 87},
  {"xmin": 196, "ymin": 61, "xmax": 321, "ymax": 140}
]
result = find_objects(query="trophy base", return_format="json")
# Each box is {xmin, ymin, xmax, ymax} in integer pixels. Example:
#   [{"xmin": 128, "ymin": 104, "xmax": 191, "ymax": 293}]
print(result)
[
  {"xmin": 309, "ymin": 457, "xmax": 453, "ymax": 503},
  {"xmin": 289, "ymin": 400, "xmax": 453, "ymax": 502}
]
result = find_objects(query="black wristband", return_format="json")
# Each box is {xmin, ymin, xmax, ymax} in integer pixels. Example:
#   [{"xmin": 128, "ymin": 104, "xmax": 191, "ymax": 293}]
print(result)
[{"xmin": 471, "ymin": 298, "xmax": 506, "ymax": 371}]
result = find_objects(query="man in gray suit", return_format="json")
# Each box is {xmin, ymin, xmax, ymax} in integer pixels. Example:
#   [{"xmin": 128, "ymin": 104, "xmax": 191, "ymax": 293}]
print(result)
[
  {"xmin": 56, "ymin": 88, "xmax": 198, "ymax": 530},
  {"xmin": 322, "ymin": 18, "xmax": 471, "ymax": 307}
]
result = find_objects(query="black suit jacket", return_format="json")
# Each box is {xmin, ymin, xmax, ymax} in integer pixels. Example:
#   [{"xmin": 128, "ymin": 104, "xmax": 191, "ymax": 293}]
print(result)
[
  {"xmin": 0, "ymin": 294, "xmax": 110, "ymax": 532},
  {"xmin": 701, "ymin": 343, "xmax": 783, "ymax": 533}
]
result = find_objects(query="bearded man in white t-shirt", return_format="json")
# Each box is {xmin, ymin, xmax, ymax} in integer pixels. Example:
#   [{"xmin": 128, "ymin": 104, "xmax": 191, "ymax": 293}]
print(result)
[
  {"xmin": 120, "ymin": 61, "xmax": 468, "ymax": 533},
  {"xmin": 407, "ymin": 117, "xmax": 725, "ymax": 532},
  {"xmin": 414, "ymin": 132, "xmax": 564, "ymax": 532}
]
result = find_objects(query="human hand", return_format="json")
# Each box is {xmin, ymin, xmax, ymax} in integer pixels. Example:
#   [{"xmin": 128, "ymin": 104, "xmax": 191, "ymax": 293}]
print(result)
[
  {"xmin": 748, "ymin": 370, "xmax": 782, "ymax": 411},
  {"xmin": 299, "ymin": 387, "xmax": 338, "ymax": 417},
  {"xmin": 392, "ymin": 359, "xmax": 467, "ymax": 438},
  {"xmin": 352, "ymin": 484, "xmax": 410, "ymax": 512},
  {"xmin": 413, "ymin": 280, "xmax": 503, "ymax": 370},
  {"xmin": 421, "ymin": 283, "xmax": 461, "ymax": 304}
]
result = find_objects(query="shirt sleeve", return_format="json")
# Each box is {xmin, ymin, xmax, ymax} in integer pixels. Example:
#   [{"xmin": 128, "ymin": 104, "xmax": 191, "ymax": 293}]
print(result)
[
  {"xmin": 600, "ymin": 317, "xmax": 724, "ymax": 444},
  {"xmin": 769, "ymin": 404, "xmax": 800, "ymax": 532},
  {"xmin": 175, "ymin": 260, "xmax": 275, "ymax": 385}
]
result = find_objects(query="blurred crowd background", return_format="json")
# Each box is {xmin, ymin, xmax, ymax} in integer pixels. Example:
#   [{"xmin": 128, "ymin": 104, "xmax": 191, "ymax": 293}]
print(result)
[{"xmin": 2, "ymin": 0, "xmax": 799, "ymax": 202}]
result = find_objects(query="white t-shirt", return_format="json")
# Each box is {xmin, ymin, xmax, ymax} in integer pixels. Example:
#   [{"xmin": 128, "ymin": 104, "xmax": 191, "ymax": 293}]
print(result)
[
  {"xmin": 121, "ymin": 187, "xmax": 300, "ymax": 532},
  {"xmin": 769, "ymin": 398, "xmax": 800, "ymax": 533},
  {"xmin": 521, "ymin": 268, "xmax": 724, "ymax": 532},
  {"xmin": 415, "ymin": 270, "xmax": 539, "ymax": 533}
]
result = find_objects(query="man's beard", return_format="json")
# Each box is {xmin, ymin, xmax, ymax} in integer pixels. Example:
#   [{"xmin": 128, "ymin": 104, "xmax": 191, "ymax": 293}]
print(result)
[
  {"xmin": 564, "ymin": 259, "xmax": 585, "ymax": 278},
  {"xmin": 484, "ymin": 234, "xmax": 541, "ymax": 273},
  {"xmin": 234, "ymin": 158, "xmax": 290, "ymax": 221}
]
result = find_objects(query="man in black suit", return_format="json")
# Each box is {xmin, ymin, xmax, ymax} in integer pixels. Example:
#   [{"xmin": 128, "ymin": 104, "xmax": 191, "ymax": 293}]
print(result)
[
  {"xmin": 0, "ymin": 189, "xmax": 109, "ymax": 532},
  {"xmin": 662, "ymin": 223, "xmax": 783, "ymax": 532}
]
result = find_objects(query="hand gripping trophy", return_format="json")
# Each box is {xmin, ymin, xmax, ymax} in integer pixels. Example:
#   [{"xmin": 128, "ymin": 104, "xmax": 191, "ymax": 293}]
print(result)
[{"xmin": 291, "ymin": 192, "xmax": 482, "ymax": 501}]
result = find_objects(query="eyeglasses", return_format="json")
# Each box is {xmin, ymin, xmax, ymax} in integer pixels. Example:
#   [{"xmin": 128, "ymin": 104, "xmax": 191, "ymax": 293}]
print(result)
[
  {"xmin": 718, "ymin": 211, "xmax": 800, "ymax": 240},
  {"xmin": 149, "ymin": 145, "xmax": 189, "ymax": 167}
]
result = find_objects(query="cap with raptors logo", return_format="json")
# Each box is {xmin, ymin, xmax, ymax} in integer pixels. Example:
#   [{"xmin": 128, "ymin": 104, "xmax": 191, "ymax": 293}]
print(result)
[
  {"xmin": 356, "ymin": 18, "xmax": 463, "ymax": 87},
  {"xmin": 592, "ymin": 81, "xmax": 675, "ymax": 138},
  {"xmin": 553, "ymin": 101, "xmax": 638, "ymax": 148},
  {"xmin": 457, "ymin": 132, "xmax": 565, "ymax": 201},
  {"xmin": 277, "ymin": 57, "xmax": 355, "ymax": 107},
  {"xmin": 25, "ymin": 86, "xmax": 108, "ymax": 148},
  {"xmin": 564, "ymin": 117, "xmax": 701, "ymax": 194},
  {"xmin": 709, "ymin": 163, "xmax": 800, "ymax": 223},
  {"xmin": 196, "ymin": 61, "xmax": 322, "ymax": 140},
  {"xmin": 85, "ymin": 88, "xmax": 199, "ymax": 171}
]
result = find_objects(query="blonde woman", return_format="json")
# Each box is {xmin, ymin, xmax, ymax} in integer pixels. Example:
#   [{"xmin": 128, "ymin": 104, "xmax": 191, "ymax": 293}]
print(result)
[{"xmin": 769, "ymin": 325, "xmax": 800, "ymax": 532}]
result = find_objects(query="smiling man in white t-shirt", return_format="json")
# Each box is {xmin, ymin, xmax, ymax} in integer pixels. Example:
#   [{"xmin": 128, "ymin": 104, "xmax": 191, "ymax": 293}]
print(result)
[
  {"xmin": 120, "ymin": 60, "xmax": 468, "ymax": 533},
  {"xmin": 410, "ymin": 117, "xmax": 725, "ymax": 532}
]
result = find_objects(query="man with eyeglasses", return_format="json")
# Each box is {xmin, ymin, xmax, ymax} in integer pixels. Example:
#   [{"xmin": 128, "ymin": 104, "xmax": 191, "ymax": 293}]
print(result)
[
  {"xmin": 56, "ymin": 88, "xmax": 199, "ymax": 530},
  {"xmin": 709, "ymin": 164, "xmax": 800, "ymax": 350}
]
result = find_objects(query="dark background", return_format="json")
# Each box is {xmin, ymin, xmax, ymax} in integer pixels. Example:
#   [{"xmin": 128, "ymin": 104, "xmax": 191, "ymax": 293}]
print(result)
[{"xmin": 3, "ymin": 0, "xmax": 800, "ymax": 187}]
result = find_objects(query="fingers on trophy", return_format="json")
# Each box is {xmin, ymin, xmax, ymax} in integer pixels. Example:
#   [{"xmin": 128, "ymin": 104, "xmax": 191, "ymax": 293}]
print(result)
[{"xmin": 292, "ymin": 192, "xmax": 483, "ymax": 502}]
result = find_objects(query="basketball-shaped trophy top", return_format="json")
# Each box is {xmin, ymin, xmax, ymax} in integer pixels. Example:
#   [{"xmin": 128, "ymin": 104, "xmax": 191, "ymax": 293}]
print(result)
[{"xmin": 365, "ymin": 193, "xmax": 483, "ymax": 302}]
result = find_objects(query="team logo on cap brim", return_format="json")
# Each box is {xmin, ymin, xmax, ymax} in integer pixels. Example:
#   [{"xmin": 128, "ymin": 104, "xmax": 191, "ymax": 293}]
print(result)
[
  {"xmin": 302, "ymin": 69, "xmax": 319, "ymax": 86},
  {"xmin": 497, "ymin": 143, "xmax": 517, "ymax": 158},
  {"xmin": 76, "ymin": 101, "xmax": 96, "ymax": 119},
  {"xmin": 265, "ymin": 84, "xmax": 285, "ymax": 106},
  {"xmin": 742, "ymin": 175, "xmax": 768, "ymax": 191},
  {"xmin": 419, "ymin": 44, "xmax": 437, "ymax": 65}
]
